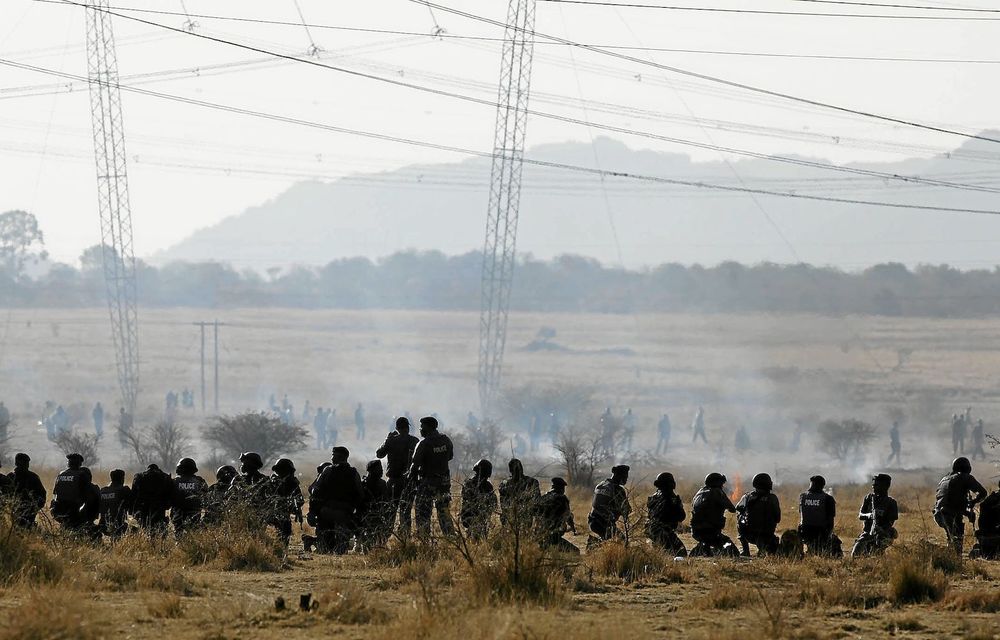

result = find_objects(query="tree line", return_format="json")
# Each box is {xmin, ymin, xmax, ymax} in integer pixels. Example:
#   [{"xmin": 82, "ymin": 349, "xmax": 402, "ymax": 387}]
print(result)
[{"xmin": 3, "ymin": 210, "xmax": 1000, "ymax": 316}]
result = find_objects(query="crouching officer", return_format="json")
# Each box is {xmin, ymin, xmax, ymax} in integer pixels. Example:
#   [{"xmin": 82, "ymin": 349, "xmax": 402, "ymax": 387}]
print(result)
[
  {"xmin": 203, "ymin": 465, "xmax": 237, "ymax": 525},
  {"xmin": 537, "ymin": 477, "xmax": 579, "ymax": 554},
  {"xmin": 131, "ymin": 463, "xmax": 174, "ymax": 536},
  {"xmin": 79, "ymin": 467, "xmax": 102, "ymax": 540},
  {"xmin": 971, "ymin": 479, "xmax": 1000, "ymax": 559},
  {"xmin": 358, "ymin": 460, "xmax": 392, "ymax": 549},
  {"xmin": 172, "ymin": 458, "xmax": 208, "ymax": 536},
  {"xmin": 51, "ymin": 453, "xmax": 88, "ymax": 531},
  {"xmin": 933, "ymin": 457, "xmax": 986, "ymax": 556},
  {"xmin": 305, "ymin": 446, "xmax": 363, "ymax": 554},
  {"xmin": 99, "ymin": 469, "xmax": 133, "ymax": 539},
  {"xmin": 265, "ymin": 458, "xmax": 304, "ymax": 547},
  {"xmin": 410, "ymin": 416, "xmax": 455, "ymax": 540},
  {"xmin": 588, "ymin": 465, "xmax": 631, "ymax": 541},
  {"xmin": 689, "ymin": 472, "xmax": 739, "ymax": 557},
  {"xmin": 851, "ymin": 473, "xmax": 899, "ymax": 557},
  {"xmin": 9, "ymin": 453, "xmax": 46, "ymax": 529},
  {"xmin": 798, "ymin": 475, "xmax": 841, "ymax": 557},
  {"xmin": 647, "ymin": 472, "xmax": 687, "ymax": 557},
  {"xmin": 460, "ymin": 459, "xmax": 497, "ymax": 542},
  {"xmin": 736, "ymin": 473, "xmax": 781, "ymax": 556}
]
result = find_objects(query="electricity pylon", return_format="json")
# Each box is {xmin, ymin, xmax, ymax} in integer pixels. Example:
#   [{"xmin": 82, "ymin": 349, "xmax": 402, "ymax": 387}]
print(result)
[
  {"xmin": 478, "ymin": 0, "xmax": 535, "ymax": 418},
  {"xmin": 85, "ymin": 0, "xmax": 140, "ymax": 413}
]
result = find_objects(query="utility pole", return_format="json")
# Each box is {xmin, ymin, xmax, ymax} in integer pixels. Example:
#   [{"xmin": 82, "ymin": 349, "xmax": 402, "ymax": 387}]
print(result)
[
  {"xmin": 85, "ymin": 0, "xmax": 140, "ymax": 414},
  {"xmin": 213, "ymin": 319, "xmax": 219, "ymax": 412},
  {"xmin": 193, "ymin": 321, "xmax": 223, "ymax": 413},
  {"xmin": 478, "ymin": 0, "xmax": 536, "ymax": 418}
]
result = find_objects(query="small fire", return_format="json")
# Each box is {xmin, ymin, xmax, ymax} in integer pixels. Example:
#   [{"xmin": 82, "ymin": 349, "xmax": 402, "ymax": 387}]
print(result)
[{"xmin": 729, "ymin": 473, "xmax": 743, "ymax": 502}]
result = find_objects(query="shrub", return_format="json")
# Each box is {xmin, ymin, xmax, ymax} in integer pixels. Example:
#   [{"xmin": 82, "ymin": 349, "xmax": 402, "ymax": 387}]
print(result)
[
  {"xmin": 0, "ymin": 590, "xmax": 101, "ymax": 640},
  {"xmin": 175, "ymin": 508, "xmax": 285, "ymax": 572},
  {"xmin": 146, "ymin": 594, "xmax": 185, "ymax": 619},
  {"xmin": 0, "ymin": 510, "xmax": 63, "ymax": 586},
  {"xmin": 945, "ymin": 590, "xmax": 1000, "ymax": 613},
  {"xmin": 817, "ymin": 418, "xmax": 876, "ymax": 462},
  {"xmin": 554, "ymin": 425, "xmax": 607, "ymax": 488},
  {"xmin": 317, "ymin": 584, "xmax": 391, "ymax": 624},
  {"xmin": 888, "ymin": 559, "xmax": 948, "ymax": 604},
  {"xmin": 586, "ymin": 540, "xmax": 668, "ymax": 583},
  {"xmin": 203, "ymin": 411, "xmax": 308, "ymax": 465}
]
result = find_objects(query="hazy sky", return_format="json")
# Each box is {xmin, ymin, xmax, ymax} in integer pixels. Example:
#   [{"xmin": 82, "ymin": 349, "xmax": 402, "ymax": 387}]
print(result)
[{"xmin": 2, "ymin": 0, "xmax": 999, "ymax": 265}]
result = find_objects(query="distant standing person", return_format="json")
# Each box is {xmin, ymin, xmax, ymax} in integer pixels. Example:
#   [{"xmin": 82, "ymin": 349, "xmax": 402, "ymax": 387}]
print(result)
[
  {"xmin": 887, "ymin": 421, "xmax": 901, "ymax": 465},
  {"xmin": 92, "ymin": 402, "xmax": 104, "ymax": 439},
  {"xmin": 970, "ymin": 419, "xmax": 987, "ymax": 461},
  {"xmin": 656, "ymin": 413, "xmax": 672, "ymax": 455},
  {"xmin": 692, "ymin": 406, "xmax": 708, "ymax": 444},
  {"xmin": 0, "ymin": 401, "xmax": 10, "ymax": 442},
  {"xmin": 952, "ymin": 413, "xmax": 966, "ymax": 455},
  {"xmin": 313, "ymin": 408, "xmax": 328, "ymax": 450},
  {"xmin": 354, "ymin": 403, "xmax": 366, "ymax": 440}
]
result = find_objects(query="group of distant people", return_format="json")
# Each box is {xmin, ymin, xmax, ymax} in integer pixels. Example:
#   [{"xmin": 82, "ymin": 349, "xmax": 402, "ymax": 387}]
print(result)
[
  {"xmin": 267, "ymin": 394, "xmax": 366, "ymax": 449},
  {"xmin": 951, "ymin": 408, "xmax": 988, "ymax": 460}
]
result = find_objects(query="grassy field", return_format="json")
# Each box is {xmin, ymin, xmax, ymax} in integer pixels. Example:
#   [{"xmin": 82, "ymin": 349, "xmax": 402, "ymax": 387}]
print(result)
[
  {"xmin": 2, "ymin": 307, "xmax": 999, "ymax": 470},
  {"xmin": 1, "ymin": 307, "xmax": 1000, "ymax": 638},
  {"xmin": 2, "ymin": 471, "xmax": 1000, "ymax": 640}
]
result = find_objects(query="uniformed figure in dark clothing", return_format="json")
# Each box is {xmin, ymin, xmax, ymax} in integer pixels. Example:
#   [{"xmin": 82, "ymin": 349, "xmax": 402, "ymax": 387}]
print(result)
[
  {"xmin": 409, "ymin": 416, "xmax": 455, "ymax": 540},
  {"xmin": 131, "ymin": 463, "xmax": 174, "ymax": 536},
  {"xmin": 0, "ymin": 460, "xmax": 10, "ymax": 497},
  {"xmin": 736, "ymin": 473, "xmax": 781, "ymax": 556},
  {"xmin": 537, "ymin": 477, "xmax": 578, "ymax": 553},
  {"xmin": 798, "ymin": 475, "xmax": 841, "ymax": 557},
  {"xmin": 498, "ymin": 458, "xmax": 541, "ymax": 530},
  {"xmin": 588, "ymin": 465, "xmax": 631, "ymax": 540},
  {"xmin": 92, "ymin": 402, "xmax": 104, "ymax": 439},
  {"xmin": 98, "ymin": 469, "xmax": 132, "ymax": 539},
  {"xmin": 971, "ymin": 420, "xmax": 987, "ymax": 461},
  {"xmin": 265, "ymin": 458, "xmax": 304, "ymax": 546},
  {"xmin": 646, "ymin": 472, "xmax": 687, "ymax": 557},
  {"xmin": 51, "ymin": 453, "xmax": 89, "ymax": 530},
  {"xmin": 358, "ymin": 460, "xmax": 392, "ymax": 549},
  {"xmin": 887, "ymin": 422, "xmax": 901, "ymax": 465},
  {"xmin": 305, "ymin": 446, "xmax": 364, "ymax": 554},
  {"xmin": 656, "ymin": 414, "xmax": 671, "ymax": 455},
  {"xmin": 79, "ymin": 467, "xmax": 102, "ymax": 539},
  {"xmin": 933, "ymin": 457, "xmax": 987, "ymax": 555},
  {"xmin": 460, "ymin": 459, "xmax": 497, "ymax": 541},
  {"xmin": 172, "ymin": 458, "xmax": 208, "ymax": 536},
  {"xmin": 972, "ymin": 480, "xmax": 1000, "ymax": 559},
  {"xmin": 8, "ymin": 453, "xmax": 46, "ymax": 529},
  {"xmin": 229, "ymin": 451, "xmax": 269, "ymax": 522},
  {"xmin": 851, "ymin": 473, "xmax": 899, "ymax": 557},
  {"xmin": 203, "ymin": 465, "xmax": 237, "ymax": 525},
  {"xmin": 376, "ymin": 417, "xmax": 419, "ymax": 535},
  {"xmin": 689, "ymin": 472, "xmax": 739, "ymax": 557}
]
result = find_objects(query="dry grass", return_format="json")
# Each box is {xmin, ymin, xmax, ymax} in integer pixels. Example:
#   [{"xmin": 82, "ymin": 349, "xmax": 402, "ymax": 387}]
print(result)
[
  {"xmin": 0, "ymin": 590, "xmax": 102, "ymax": 640},
  {"xmin": 316, "ymin": 584, "xmax": 391, "ymax": 625},
  {"xmin": 145, "ymin": 594, "xmax": 186, "ymax": 619},
  {"xmin": 585, "ymin": 540, "xmax": 671, "ymax": 583},
  {"xmin": 944, "ymin": 589, "xmax": 1000, "ymax": 613}
]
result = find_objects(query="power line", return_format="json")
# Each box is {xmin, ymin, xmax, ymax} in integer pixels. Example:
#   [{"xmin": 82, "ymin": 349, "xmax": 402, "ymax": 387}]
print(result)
[
  {"xmin": 412, "ymin": 0, "xmax": 1000, "ymax": 145},
  {"xmin": 33, "ymin": 1, "xmax": 1000, "ymax": 194},
  {"xmin": 29, "ymin": 0, "xmax": 1000, "ymax": 63},
  {"xmin": 535, "ymin": 0, "xmax": 1000, "ymax": 19},
  {"xmin": 3, "ymin": 56, "xmax": 998, "ymax": 216},
  {"xmin": 792, "ymin": 0, "xmax": 1000, "ymax": 13}
]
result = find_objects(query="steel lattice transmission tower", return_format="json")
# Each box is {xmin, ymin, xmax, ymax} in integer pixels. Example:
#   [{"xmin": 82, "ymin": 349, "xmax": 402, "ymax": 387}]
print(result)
[
  {"xmin": 478, "ymin": 0, "xmax": 536, "ymax": 418},
  {"xmin": 85, "ymin": 0, "xmax": 140, "ymax": 413}
]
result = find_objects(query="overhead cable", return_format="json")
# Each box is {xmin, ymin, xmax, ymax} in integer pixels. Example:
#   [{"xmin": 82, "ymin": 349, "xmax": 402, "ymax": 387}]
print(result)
[{"xmin": 2, "ymin": 56, "xmax": 998, "ymax": 216}]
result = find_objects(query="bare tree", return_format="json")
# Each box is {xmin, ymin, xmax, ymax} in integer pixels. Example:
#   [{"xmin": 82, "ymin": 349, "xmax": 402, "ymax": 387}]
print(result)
[
  {"xmin": 817, "ymin": 418, "xmax": 877, "ymax": 462},
  {"xmin": 204, "ymin": 411, "xmax": 308, "ymax": 465},
  {"xmin": 554, "ymin": 425, "xmax": 607, "ymax": 488},
  {"xmin": 53, "ymin": 431, "xmax": 100, "ymax": 466},
  {"xmin": 125, "ymin": 419, "xmax": 191, "ymax": 469}
]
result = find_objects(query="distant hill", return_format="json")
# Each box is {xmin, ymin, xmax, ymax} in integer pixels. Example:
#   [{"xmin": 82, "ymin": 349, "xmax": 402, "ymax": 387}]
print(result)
[{"xmin": 154, "ymin": 134, "xmax": 1000, "ymax": 269}]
